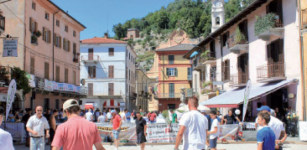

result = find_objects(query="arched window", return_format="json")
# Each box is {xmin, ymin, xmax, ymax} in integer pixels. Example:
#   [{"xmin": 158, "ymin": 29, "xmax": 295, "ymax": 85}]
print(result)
[{"xmin": 216, "ymin": 17, "xmax": 220, "ymax": 25}]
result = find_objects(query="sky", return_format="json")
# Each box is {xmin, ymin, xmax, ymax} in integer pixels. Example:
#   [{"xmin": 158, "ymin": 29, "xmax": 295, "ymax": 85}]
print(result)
[{"xmin": 52, "ymin": 0, "xmax": 175, "ymax": 40}]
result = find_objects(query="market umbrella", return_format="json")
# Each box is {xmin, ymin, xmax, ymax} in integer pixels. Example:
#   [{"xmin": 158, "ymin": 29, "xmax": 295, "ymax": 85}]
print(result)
[
  {"xmin": 177, "ymin": 105, "xmax": 189, "ymax": 112},
  {"xmin": 197, "ymin": 105, "xmax": 210, "ymax": 112}
]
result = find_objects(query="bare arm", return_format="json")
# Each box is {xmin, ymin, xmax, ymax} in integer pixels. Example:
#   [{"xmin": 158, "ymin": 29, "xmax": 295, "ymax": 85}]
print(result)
[
  {"xmin": 144, "ymin": 124, "xmax": 148, "ymax": 136},
  {"xmin": 257, "ymin": 143, "xmax": 263, "ymax": 150},
  {"xmin": 52, "ymin": 147, "xmax": 60, "ymax": 150},
  {"xmin": 27, "ymin": 127, "xmax": 38, "ymax": 135},
  {"xmin": 94, "ymin": 142, "xmax": 105, "ymax": 150},
  {"xmin": 277, "ymin": 131, "xmax": 287, "ymax": 143},
  {"xmin": 50, "ymin": 116, "xmax": 56, "ymax": 130},
  {"xmin": 207, "ymin": 127, "xmax": 218, "ymax": 135},
  {"xmin": 174, "ymin": 125, "xmax": 185, "ymax": 149}
]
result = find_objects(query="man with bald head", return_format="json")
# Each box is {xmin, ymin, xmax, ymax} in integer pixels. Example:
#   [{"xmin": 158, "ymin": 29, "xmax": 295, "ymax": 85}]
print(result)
[
  {"xmin": 174, "ymin": 96, "xmax": 208, "ymax": 150},
  {"xmin": 27, "ymin": 106, "xmax": 50, "ymax": 150}
]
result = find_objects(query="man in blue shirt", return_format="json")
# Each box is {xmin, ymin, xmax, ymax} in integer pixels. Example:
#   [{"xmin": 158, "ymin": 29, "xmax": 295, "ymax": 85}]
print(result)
[
  {"xmin": 125, "ymin": 109, "xmax": 131, "ymax": 122},
  {"xmin": 257, "ymin": 112, "xmax": 275, "ymax": 150}
]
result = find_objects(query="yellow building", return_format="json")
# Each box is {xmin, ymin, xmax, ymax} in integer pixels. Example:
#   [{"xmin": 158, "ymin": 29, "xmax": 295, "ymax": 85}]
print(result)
[{"xmin": 147, "ymin": 29, "xmax": 198, "ymax": 111}]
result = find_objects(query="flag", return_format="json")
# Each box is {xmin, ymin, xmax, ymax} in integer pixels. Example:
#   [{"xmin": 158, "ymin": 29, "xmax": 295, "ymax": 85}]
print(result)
[
  {"xmin": 242, "ymin": 80, "xmax": 251, "ymax": 122},
  {"xmin": 6, "ymin": 79, "xmax": 17, "ymax": 121}
]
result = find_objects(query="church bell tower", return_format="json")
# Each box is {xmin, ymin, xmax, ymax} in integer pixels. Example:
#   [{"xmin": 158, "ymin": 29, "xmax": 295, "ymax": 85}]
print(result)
[{"xmin": 211, "ymin": 0, "xmax": 225, "ymax": 33}]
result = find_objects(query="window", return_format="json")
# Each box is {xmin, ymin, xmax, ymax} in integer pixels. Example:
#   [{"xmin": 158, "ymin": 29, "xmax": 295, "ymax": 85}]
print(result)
[
  {"xmin": 73, "ymin": 71, "xmax": 76, "ymax": 85},
  {"xmin": 44, "ymin": 62, "xmax": 49, "ymax": 79},
  {"xmin": 45, "ymin": 12, "xmax": 49, "ymax": 20},
  {"xmin": 63, "ymin": 38, "xmax": 70, "ymax": 51},
  {"xmin": 216, "ymin": 17, "xmax": 220, "ymax": 25},
  {"xmin": 32, "ymin": 2, "xmax": 36, "ymax": 10},
  {"xmin": 166, "ymin": 68, "xmax": 177, "ymax": 76},
  {"xmin": 73, "ymin": 43, "xmax": 77, "ymax": 54},
  {"xmin": 168, "ymin": 55, "xmax": 174, "ymax": 64},
  {"xmin": 222, "ymin": 60, "xmax": 230, "ymax": 81},
  {"xmin": 169, "ymin": 83, "xmax": 175, "ymax": 98},
  {"xmin": 65, "ymin": 25, "xmax": 68, "ymax": 32},
  {"xmin": 54, "ymin": 34, "xmax": 62, "ymax": 48},
  {"xmin": 109, "ymin": 48, "xmax": 114, "ymax": 56},
  {"xmin": 30, "ymin": 57, "xmax": 35, "ymax": 74},
  {"xmin": 65, "ymin": 68, "xmax": 68, "ymax": 83},
  {"xmin": 56, "ymin": 66, "xmax": 60, "ymax": 82},
  {"xmin": 108, "ymin": 83, "xmax": 114, "ymax": 96},
  {"xmin": 210, "ymin": 41, "xmax": 216, "ymax": 57},
  {"xmin": 109, "ymin": 66, "xmax": 114, "ymax": 78},
  {"xmin": 187, "ymin": 67, "xmax": 192, "ymax": 80},
  {"xmin": 42, "ymin": 27, "xmax": 51, "ymax": 43},
  {"xmin": 88, "ymin": 83, "xmax": 93, "ymax": 96},
  {"xmin": 222, "ymin": 32, "xmax": 229, "ymax": 47},
  {"xmin": 88, "ymin": 66, "xmax": 96, "ymax": 78},
  {"xmin": 168, "ymin": 104, "xmax": 176, "ymax": 109},
  {"xmin": 44, "ymin": 98, "xmax": 50, "ymax": 111},
  {"xmin": 73, "ymin": 30, "xmax": 76, "ymax": 37},
  {"xmin": 56, "ymin": 20, "xmax": 60, "ymax": 27}
]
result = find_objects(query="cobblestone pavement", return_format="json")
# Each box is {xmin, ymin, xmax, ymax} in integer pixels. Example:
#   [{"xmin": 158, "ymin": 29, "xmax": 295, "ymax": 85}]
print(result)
[{"xmin": 14, "ymin": 143, "xmax": 307, "ymax": 150}]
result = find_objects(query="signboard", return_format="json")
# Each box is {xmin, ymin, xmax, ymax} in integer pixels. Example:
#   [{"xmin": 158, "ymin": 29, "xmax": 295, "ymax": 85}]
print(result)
[
  {"xmin": 35, "ymin": 77, "xmax": 45, "ymax": 89},
  {"xmin": 3, "ymin": 39, "xmax": 18, "ymax": 57},
  {"xmin": 57, "ymin": 83, "xmax": 65, "ymax": 91},
  {"xmin": 26, "ymin": 73, "xmax": 35, "ymax": 88},
  {"xmin": 6, "ymin": 79, "xmax": 17, "ymax": 120},
  {"xmin": 186, "ymin": 88, "xmax": 193, "ymax": 97},
  {"xmin": 53, "ymin": 82, "xmax": 58, "ymax": 90},
  {"xmin": 299, "ymin": 121, "xmax": 307, "ymax": 141},
  {"xmin": 44, "ymin": 79, "xmax": 53, "ymax": 91},
  {"xmin": 75, "ymin": 86, "xmax": 81, "ymax": 93},
  {"xmin": 67, "ymin": 84, "xmax": 74, "ymax": 92},
  {"xmin": 242, "ymin": 80, "xmax": 251, "ymax": 122}
]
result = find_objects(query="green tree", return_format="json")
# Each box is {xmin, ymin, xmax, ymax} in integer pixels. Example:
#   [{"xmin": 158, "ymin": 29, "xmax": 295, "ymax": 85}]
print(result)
[{"xmin": 10, "ymin": 67, "xmax": 31, "ymax": 96}]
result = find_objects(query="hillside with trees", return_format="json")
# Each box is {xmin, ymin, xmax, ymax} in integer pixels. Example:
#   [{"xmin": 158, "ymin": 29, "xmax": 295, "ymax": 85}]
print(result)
[{"xmin": 113, "ymin": 0, "xmax": 254, "ymax": 70}]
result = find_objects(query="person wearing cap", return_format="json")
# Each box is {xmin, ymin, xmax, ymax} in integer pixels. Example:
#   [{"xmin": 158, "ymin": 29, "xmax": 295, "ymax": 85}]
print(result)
[
  {"xmin": 26, "ymin": 106, "xmax": 50, "ymax": 150},
  {"xmin": 0, "ymin": 106, "xmax": 14, "ymax": 150},
  {"xmin": 255, "ymin": 105, "xmax": 287, "ymax": 150},
  {"xmin": 51, "ymin": 99, "xmax": 105, "ymax": 150},
  {"xmin": 111, "ymin": 110, "xmax": 122, "ymax": 150}
]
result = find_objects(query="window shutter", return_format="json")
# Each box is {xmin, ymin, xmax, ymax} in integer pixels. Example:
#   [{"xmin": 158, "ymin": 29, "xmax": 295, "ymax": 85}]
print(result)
[
  {"xmin": 53, "ymin": 33, "xmax": 56, "ymax": 46},
  {"xmin": 175, "ymin": 68, "xmax": 178, "ymax": 76},
  {"xmin": 93, "ymin": 66, "xmax": 96, "ymax": 78},
  {"xmin": 42, "ymin": 27, "xmax": 45, "ymax": 41},
  {"xmin": 267, "ymin": 44, "xmax": 272, "ymax": 64},
  {"xmin": 88, "ymin": 83, "xmax": 93, "ymax": 96},
  {"xmin": 63, "ymin": 38, "xmax": 65, "ymax": 50},
  {"xmin": 48, "ymin": 30, "xmax": 51, "ymax": 43},
  {"xmin": 59, "ymin": 36, "xmax": 62, "ymax": 48},
  {"xmin": 109, "ymin": 66, "xmax": 114, "ymax": 78},
  {"xmin": 68, "ymin": 40, "xmax": 71, "ymax": 51},
  {"xmin": 88, "ymin": 66, "xmax": 91, "ymax": 78},
  {"xmin": 166, "ymin": 68, "xmax": 169, "ymax": 76},
  {"xmin": 35, "ymin": 22, "xmax": 38, "ymax": 31},
  {"xmin": 29, "ymin": 18, "xmax": 32, "ymax": 32}
]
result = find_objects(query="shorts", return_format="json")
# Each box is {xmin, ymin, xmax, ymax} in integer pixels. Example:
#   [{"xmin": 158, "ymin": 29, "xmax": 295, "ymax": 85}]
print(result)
[
  {"xmin": 113, "ymin": 130, "xmax": 120, "ymax": 140},
  {"xmin": 210, "ymin": 137, "xmax": 218, "ymax": 148},
  {"xmin": 136, "ymin": 132, "xmax": 147, "ymax": 144}
]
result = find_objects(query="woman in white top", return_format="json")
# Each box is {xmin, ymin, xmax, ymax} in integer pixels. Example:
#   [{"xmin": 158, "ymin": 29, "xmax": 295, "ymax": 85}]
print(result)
[{"xmin": 120, "ymin": 111, "xmax": 126, "ymax": 123}]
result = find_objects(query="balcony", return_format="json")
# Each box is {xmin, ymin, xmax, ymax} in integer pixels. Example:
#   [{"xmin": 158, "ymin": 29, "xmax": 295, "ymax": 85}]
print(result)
[
  {"xmin": 155, "ymin": 93, "xmax": 181, "ymax": 99},
  {"xmin": 255, "ymin": 13, "xmax": 284, "ymax": 41},
  {"xmin": 228, "ymin": 30, "xmax": 249, "ymax": 54},
  {"xmin": 230, "ymin": 73, "xmax": 249, "ymax": 88},
  {"xmin": 257, "ymin": 62, "xmax": 286, "ymax": 83},
  {"xmin": 73, "ymin": 53, "xmax": 79, "ymax": 63},
  {"xmin": 0, "ymin": 15, "xmax": 5, "ymax": 32},
  {"xmin": 193, "ymin": 52, "xmax": 216, "ymax": 71},
  {"xmin": 80, "ymin": 55, "xmax": 100, "ymax": 63},
  {"xmin": 303, "ymin": 9, "xmax": 307, "ymax": 28}
]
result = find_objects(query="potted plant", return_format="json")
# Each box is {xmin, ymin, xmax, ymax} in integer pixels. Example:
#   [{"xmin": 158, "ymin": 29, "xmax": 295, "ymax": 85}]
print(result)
[
  {"xmin": 235, "ymin": 27, "xmax": 246, "ymax": 44},
  {"xmin": 31, "ymin": 35, "xmax": 37, "ymax": 44},
  {"xmin": 286, "ymin": 111, "xmax": 299, "ymax": 137},
  {"xmin": 202, "ymin": 81, "xmax": 213, "ymax": 88},
  {"xmin": 33, "ymin": 30, "xmax": 42, "ymax": 37},
  {"xmin": 200, "ymin": 50, "xmax": 214, "ymax": 61}
]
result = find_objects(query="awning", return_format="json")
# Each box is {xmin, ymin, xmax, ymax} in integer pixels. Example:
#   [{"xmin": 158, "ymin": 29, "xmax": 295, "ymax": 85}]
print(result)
[
  {"xmin": 201, "ymin": 79, "xmax": 298, "ymax": 108},
  {"xmin": 85, "ymin": 103, "xmax": 94, "ymax": 109},
  {"xmin": 190, "ymin": 51, "xmax": 199, "ymax": 58},
  {"xmin": 103, "ymin": 99, "xmax": 120, "ymax": 108}
]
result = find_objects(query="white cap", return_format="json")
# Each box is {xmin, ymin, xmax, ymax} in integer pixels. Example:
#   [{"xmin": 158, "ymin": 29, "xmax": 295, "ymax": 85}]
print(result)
[
  {"xmin": 63, "ymin": 99, "xmax": 79, "ymax": 111},
  {"xmin": 201, "ymin": 110, "xmax": 206, "ymax": 113}
]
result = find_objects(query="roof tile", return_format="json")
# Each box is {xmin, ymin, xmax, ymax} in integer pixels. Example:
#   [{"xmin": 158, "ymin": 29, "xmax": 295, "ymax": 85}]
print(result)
[{"xmin": 81, "ymin": 37, "xmax": 127, "ymax": 44}]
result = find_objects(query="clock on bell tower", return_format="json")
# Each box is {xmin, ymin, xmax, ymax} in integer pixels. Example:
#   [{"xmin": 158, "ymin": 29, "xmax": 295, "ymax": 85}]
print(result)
[{"xmin": 211, "ymin": 0, "xmax": 225, "ymax": 33}]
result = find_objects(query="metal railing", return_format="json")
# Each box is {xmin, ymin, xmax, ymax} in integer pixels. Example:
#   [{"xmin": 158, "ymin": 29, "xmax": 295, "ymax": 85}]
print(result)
[
  {"xmin": 193, "ymin": 52, "xmax": 216, "ymax": 68},
  {"xmin": 80, "ymin": 55, "xmax": 100, "ymax": 61},
  {"xmin": 227, "ymin": 33, "xmax": 248, "ymax": 48},
  {"xmin": 303, "ymin": 8, "xmax": 307, "ymax": 27},
  {"xmin": 230, "ymin": 72, "xmax": 249, "ymax": 86},
  {"xmin": 73, "ymin": 54, "xmax": 78, "ymax": 62},
  {"xmin": 257, "ymin": 62, "xmax": 285, "ymax": 80},
  {"xmin": 156, "ymin": 93, "xmax": 182, "ymax": 98}
]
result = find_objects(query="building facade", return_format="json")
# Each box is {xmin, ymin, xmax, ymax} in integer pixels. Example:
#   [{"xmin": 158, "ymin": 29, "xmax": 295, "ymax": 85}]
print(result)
[
  {"xmin": 147, "ymin": 29, "xmax": 199, "ymax": 111},
  {"xmin": 185, "ymin": 0, "xmax": 303, "ymax": 120},
  {"xmin": 79, "ymin": 34, "xmax": 137, "ymax": 112},
  {"xmin": 135, "ymin": 69, "xmax": 150, "ymax": 112},
  {"xmin": 300, "ymin": 0, "xmax": 307, "ymax": 120},
  {"xmin": 0, "ymin": 0, "xmax": 86, "ymax": 111}
]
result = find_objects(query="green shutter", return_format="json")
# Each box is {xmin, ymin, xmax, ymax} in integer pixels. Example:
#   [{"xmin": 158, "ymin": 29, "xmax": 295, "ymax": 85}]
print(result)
[
  {"xmin": 166, "ymin": 68, "xmax": 169, "ymax": 76},
  {"xmin": 175, "ymin": 68, "xmax": 178, "ymax": 76}
]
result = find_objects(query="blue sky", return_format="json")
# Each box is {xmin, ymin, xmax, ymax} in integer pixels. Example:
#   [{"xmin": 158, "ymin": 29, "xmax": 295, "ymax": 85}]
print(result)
[{"xmin": 52, "ymin": 0, "xmax": 175, "ymax": 40}]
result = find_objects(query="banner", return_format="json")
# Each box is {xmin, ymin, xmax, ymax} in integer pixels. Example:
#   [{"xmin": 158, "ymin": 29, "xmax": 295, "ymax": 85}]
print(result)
[
  {"xmin": 3, "ymin": 39, "xmax": 18, "ymax": 57},
  {"xmin": 96, "ymin": 123, "xmax": 242, "ymax": 143},
  {"xmin": 44, "ymin": 79, "xmax": 53, "ymax": 91},
  {"xmin": 299, "ymin": 121, "xmax": 307, "ymax": 141},
  {"xmin": 6, "ymin": 79, "xmax": 17, "ymax": 120},
  {"xmin": 26, "ymin": 73, "xmax": 35, "ymax": 88},
  {"xmin": 242, "ymin": 80, "xmax": 251, "ymax": 122}
]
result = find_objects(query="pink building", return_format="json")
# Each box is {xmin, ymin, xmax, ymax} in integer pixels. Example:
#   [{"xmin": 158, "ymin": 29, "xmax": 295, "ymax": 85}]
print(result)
[{"xmin": 0, "ymin": 0, "xmax": 86, "ymax": 111}]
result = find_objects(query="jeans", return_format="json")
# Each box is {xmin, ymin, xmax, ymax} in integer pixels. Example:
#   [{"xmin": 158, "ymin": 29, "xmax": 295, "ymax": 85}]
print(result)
[{"xmin": 30, "ymin": 137, "xmax": 45, "ymax": 150}]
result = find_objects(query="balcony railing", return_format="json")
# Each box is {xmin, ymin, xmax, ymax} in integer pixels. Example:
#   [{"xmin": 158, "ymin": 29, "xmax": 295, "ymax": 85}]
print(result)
[
  {"xmin": 80, "ymin": 55, "xmax": 100, "ymax": 62},
  {"xmin": 193, "ymin": 52, "xmax": 216, "ymax": 70},
  {"xmin": 156, "ymin": 93, "xmax": 182, "ymax": 98},
  {"xmin": 230, "ymin": 72, "xmax": 249, "ymax": 87},
  {"xmin": 0, "ymin": 15, "xmax": 5, "ymax": 31},
  {"xmin": 303, "ymin": 9, "xmax": 307, "ymax": 27},
  {"xmin": 257, "ymin": 62, "xmax": 286, "ymax": 82},
  {"xmin": 73, "ymin": 53, "xmax": 79, "ymax": 63}
]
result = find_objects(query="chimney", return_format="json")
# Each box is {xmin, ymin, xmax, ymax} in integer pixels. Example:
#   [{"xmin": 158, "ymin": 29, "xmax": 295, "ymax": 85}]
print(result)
[{"xmin": 104, "ymin": 32, "xmax": 108, "ymax": 38}]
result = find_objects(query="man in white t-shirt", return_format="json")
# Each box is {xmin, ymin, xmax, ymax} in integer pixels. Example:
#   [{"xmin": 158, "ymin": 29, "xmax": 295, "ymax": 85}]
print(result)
[
  {"xmin": 255, "ymin": 106, "xmax": 287, "ymax": 150},
  {"xmin": 207, "ymin": 111, "xmax": 219, "ymax": 150},
  {"xmin": 85, "ymin": 109, "xmax": 93, "ymax": 121},
  {"xmin": 98, "ymin": 113, "xmax": 106, "ymax": 123},
  {"xmin": 174, "ymin": 96, "xmax": 208, "ymax": 150},
  {"xmin": 0, "ymin": 106, "xmax": 14, "ymax": 150},
  {"xmin": 107, "ymin": 109, "xmax": 112, "ymax": 122},
  {"xmin": 120, "ymin": 110, "xmax": 126, "ymax": 123}
]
